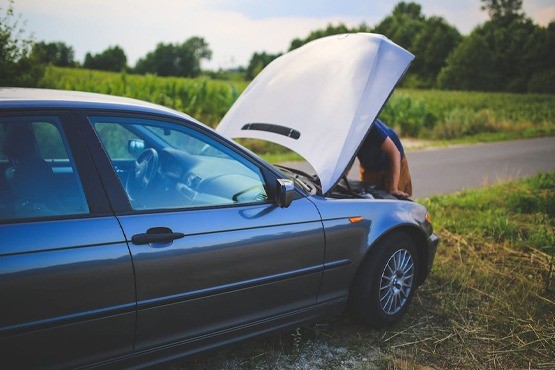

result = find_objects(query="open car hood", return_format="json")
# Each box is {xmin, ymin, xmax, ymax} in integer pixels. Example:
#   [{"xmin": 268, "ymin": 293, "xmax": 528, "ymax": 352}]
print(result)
[{"xmin": 216, "ymin": 33, "xmax": 414, "ymax": 194}]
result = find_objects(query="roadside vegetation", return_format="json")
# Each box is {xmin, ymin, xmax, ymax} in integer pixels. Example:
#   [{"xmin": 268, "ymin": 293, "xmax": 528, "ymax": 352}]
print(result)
[
  {"xmin": 39, "ymin": 66, "xmax": 555, "ymax": 162},
  {"xmin": 380, "ymin": 89, "xmax": 555, "ymax": 141},
  {"xmin": 181, "ymin": 173, "xmax": 555, "ymax": 369}
]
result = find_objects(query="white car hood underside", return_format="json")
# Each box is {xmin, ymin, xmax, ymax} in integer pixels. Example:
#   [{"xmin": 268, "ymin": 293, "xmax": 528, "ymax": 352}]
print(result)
[{"xmin": 217, "ymin": 33, "xmax": 414, "ymax": 194}]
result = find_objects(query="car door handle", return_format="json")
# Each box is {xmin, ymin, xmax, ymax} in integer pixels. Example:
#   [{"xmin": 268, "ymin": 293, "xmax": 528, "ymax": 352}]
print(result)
[{"xmin": 131, "ymin": 227, "xmax": 185, "ymax": 245}]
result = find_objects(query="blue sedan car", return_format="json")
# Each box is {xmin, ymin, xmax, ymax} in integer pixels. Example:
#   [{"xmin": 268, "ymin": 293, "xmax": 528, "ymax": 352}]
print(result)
[{"xmin": 0, "ymin": 34, "xmax": 438, "ymax": 368}]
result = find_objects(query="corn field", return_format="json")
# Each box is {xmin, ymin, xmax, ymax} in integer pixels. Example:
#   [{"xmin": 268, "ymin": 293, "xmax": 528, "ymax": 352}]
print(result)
[{"xmin": 40, "ymin": 67, "xmax": 555, "ymax": 141}]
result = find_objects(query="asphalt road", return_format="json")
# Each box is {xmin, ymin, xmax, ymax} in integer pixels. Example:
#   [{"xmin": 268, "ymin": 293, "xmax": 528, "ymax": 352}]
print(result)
[{"xmin": 282, "ymin": 137, "xmax": 555, "ymax": 198}]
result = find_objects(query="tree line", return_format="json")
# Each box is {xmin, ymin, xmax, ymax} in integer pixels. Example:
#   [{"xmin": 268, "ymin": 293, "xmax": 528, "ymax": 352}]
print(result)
[
  {"xmin": 245, "ymin": 0, "xmax": 554, "ymax": 93},
  {"xmin": 30, "ymin": 38, "xmax": 212, "ymax": 78},
  {"xmin": 1, "ymin": 0, "xmax": 553, "ymax": 93},
  {"xmin": 1, "ymin": 0, "xmax": 213, "ymax": 82}
]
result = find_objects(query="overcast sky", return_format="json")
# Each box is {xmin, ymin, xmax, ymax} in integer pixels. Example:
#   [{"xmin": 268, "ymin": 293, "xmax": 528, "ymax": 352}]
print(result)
[{"xmin": 12, "ymin": 0, "xmax": 555, "ymax": 70}]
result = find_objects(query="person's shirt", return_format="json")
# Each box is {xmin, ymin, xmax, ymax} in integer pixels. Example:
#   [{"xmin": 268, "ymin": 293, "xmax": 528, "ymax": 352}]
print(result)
[{"xmin": 357, "ymin": 119, "xmax": 405, "ymax": 171}]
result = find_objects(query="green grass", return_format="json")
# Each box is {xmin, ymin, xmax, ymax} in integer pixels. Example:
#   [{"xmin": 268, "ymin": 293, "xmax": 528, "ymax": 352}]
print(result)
[
  {"xmin": 180, "ymin": 173, "xmax": 555, "ymax": 369},
  {"xmin": 380, "ymin": 89, "xmax": 555, "ymax": 140},
  {"xmin": 259, "ymin": 151, "xmax": 303, "ymax": 163},
  {"xmin": 39, "ymin": 67, "xmax": 555, "ymax": 157},
  {"xmin": 423, "ymin": 172, "xmax": 555, "ymax": 252}
]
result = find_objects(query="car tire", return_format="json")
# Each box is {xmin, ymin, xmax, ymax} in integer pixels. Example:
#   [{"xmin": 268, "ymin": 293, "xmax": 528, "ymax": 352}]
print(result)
[{"xmin": 349, "ymin": 231, "xmax": 419, "ymax": 328}]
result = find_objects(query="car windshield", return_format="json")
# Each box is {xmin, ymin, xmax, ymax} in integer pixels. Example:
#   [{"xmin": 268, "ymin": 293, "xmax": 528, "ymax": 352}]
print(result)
[{"xmin": 145, "ymin": 126, "xmax": 228, "ymax": 158}]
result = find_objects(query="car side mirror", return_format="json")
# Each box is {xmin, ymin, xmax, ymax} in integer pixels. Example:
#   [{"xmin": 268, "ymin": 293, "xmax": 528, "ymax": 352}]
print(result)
[
  {"xmin": 128, "ymin": 139, "xmax": 145, "ymax": 156},
  {"xmin": 275, "ymin": 179, "xmax": 294, "ymax": 208}
]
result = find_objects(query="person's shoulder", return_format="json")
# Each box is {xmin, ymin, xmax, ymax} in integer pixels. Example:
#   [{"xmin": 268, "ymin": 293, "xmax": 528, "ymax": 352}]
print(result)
[
  {"xmin": 374, "ymin": 119, "xmax": 389, "ymax": 130},
  {"xmin": 371, "ymin": 119, "xmax": 388, "ymax": 139}
]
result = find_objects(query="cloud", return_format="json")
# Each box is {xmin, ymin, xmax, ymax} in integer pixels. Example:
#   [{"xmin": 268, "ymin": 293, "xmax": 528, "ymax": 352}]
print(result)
[
  {"xmin": 418, "ymin": 0, "xmax": 488, "ymax": 33},
  {"xmin": 13, "ymin": 0, "xmax": 363, "ymax": 69},
  {"xmin": 528, "ymin": 5, "xmax": 555, "ymax": 26},
  {"xmin": 193, "ymin": 13, "xmax": 362, "ymax": 69},
  {"xmin": 201, "ymin": 0, "xmax": 385, "ymax": 20},
  {"xmin": 11, "ymin": 0, "xmax": 555, "ymax": 70}
]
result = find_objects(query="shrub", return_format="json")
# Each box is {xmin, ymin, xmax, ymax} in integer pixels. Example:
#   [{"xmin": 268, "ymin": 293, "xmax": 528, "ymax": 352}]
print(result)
[{"xmin": 380, "ymin": 95, "xmax": 437, "ymax": 137}]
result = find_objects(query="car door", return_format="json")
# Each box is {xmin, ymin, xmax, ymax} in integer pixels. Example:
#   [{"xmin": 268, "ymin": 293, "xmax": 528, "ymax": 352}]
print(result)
[
  {"xmin": 78, "ymin": 112, "xmax": 325, "ymax": 351},
  {"xmin": 0, "ymin": 112, "xmax": 136, "ymax": 368}
]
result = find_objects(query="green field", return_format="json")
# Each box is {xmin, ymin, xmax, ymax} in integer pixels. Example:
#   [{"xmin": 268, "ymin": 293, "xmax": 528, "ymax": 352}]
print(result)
[
  {"xmin": 380, "ymin": 88, "xmax": 555, "ymax": 141},
  {"xmin": 39, "ymin": 67, "xmax": 555, "ymax": 158},
  {"xmin": 40, "ymin": 67, "xmax": 247, "ymax": 127}
]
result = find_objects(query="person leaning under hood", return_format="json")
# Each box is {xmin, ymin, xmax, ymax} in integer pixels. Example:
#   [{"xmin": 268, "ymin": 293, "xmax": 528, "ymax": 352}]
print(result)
[{"xmin": 357, "ymin": 119, "xmax": 412, "ymax": 198}]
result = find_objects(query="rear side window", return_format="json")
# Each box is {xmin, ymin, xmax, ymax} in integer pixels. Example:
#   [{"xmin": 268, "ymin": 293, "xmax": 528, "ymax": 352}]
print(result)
[{"xmin": 0, "ymin": 116, "xmax": 89, "ymax": 221}]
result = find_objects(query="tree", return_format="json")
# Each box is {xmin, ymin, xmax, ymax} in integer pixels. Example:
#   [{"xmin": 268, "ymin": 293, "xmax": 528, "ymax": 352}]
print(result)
[
  {"xmin": 245, "ymin": 51, "xmax": 281, "ymax": 80},
  {"xmin": 434, "ymin": 0, "xmax": 553, "ymax": 92},
  {"xmin": 526, "ymin": 21, "xmax": 555, "ymax": 93},
  {"xmin": 372, "ymin": 2, "xmax": 426, "ymax": 50},
  {"xmin": 481, "ymin": 0, "xmax": 523, "ymax": 20},
  {"xmin": 373, "ymin": 2, "xmax": 461, "ymax": 87},
  {"xmin": 83, "ymin": 45, "xmax": 127, "ymax": 72},
  {"xmin": 288, "ymin": 23, "xmax": 358, "ymax": 51},
  {"xmin": 437, "ymin": 34, "xmax": 498, "ymax": 91},
  {"xmin": 183, "ymin": 36, "xmax": 212, "ymax": 65},
  {"xmin": 0, "ymin": 0, "xmax": 43, "ymax": 86},
  {"xmin": 134, "ymin": 37, "xmax": 211, "ymax": 77},
  {"xmin": 475, "ymin": 0, "xmax": 545, "ymax": 92},
  {"xmin": 275, "ymin": 4, "xmax": 462, "ymax": 87},
  {"xmin": 31, "ymin": 41, "xmax": 75, "ymax": 67},
  {"xmin": 410, "ymin": 17, "xmax": 461, "ymax": 86}
]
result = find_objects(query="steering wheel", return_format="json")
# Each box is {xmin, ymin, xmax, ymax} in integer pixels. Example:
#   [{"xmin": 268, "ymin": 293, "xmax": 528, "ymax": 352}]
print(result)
[{"xmin": 126, "ymin": 148, "xmax": 159, "ymax": 200}]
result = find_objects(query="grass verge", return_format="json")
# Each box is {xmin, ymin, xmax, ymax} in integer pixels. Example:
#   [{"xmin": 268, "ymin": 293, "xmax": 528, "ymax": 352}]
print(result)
[{"xmin": 180, "ymin": 173, "xmax": 555, "ymax": 369}]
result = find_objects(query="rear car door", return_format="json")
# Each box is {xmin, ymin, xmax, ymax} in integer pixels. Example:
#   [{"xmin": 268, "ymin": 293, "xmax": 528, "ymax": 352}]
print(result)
[
  {"xmin": 79, "ymin": 113, "xmax": 325, "ymax": 351},
  {"xmin": 0, "ymin": 112, "xmax": 135, "ymax": 368}
]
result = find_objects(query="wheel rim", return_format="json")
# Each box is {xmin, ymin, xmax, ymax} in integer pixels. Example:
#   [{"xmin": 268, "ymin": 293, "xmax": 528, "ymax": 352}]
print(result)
[{"xmin": 379, "ymin": 249, "xmax": 414, "ymax": 315}]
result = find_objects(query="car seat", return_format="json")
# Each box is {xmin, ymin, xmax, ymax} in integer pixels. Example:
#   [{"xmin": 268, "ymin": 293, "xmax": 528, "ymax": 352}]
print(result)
[{"xmin": 1, "ymin": 123, "xmax": 66, "ymax": 218}]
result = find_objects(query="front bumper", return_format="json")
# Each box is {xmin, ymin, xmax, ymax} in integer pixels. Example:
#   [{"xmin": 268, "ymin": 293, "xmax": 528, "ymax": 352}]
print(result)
[{"xmin": 420, "ymin": 233, "xmax": 439, "ymax": 284}]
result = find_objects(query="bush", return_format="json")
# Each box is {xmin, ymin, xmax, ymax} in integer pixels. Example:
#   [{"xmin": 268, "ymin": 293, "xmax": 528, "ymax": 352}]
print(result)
[
  {"xmin": 528, "ymin": 70, "xmax": 555, "ymax": 94},
  {"xmin": 431, "ymin": 108, "xmax": 497, "ymax": 139},
  {"xmin": 379, "ymin": 95, "xmax": 437, "ymax": 137},
  {"xmin": 437, "ymin": 34, "xmax": 498, "ymax": 91},
  {"xmin": 0, "ymin": 0, "xmax": 44, "ymax": 86}
]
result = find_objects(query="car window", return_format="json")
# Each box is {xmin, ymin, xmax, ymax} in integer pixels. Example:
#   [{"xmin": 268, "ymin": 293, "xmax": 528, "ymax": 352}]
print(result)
[
  {"xmin": 0, "ymin": 116, "xmax": 90, "ymax": 221},
  {"xmin": 95, "ymin": 122, "xmax": 142, "ymax": 160},
  {"xmin": 89, "ymin": 116, "xmax": 268, "ymax": 211}
]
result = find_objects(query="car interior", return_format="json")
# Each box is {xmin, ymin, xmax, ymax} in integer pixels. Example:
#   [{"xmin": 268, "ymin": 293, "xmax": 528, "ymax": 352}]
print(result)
[
  {"xmin": 0, "ymin": 119, "xmax": 89, "ymax": 221},
  {"xmin": 91, "ymin": 119, "xmax": 269, "ymax": 211}
]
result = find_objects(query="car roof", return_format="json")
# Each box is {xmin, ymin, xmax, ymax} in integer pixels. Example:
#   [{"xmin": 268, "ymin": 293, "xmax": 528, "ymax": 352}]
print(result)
[{"xmin": 0, "ymin": 88, "xmax": 195, "ymax": 122}]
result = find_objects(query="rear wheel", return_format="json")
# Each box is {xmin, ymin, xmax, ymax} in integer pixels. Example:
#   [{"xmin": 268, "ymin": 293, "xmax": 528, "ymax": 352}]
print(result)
[{"xmin": 349, "ymin": 232, "xmax": 419, "ymax": 328}]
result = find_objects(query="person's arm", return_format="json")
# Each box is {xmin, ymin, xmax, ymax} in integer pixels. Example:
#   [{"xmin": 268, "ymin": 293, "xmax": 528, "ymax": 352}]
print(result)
[{"xmin": 380, "ymin": 137, "xmax": 408, "ymax": 197}]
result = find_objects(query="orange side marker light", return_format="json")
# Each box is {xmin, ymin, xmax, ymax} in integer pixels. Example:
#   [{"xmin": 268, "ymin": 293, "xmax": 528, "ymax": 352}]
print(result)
[{"xmin": 349, "ymin": 216, "xmax": 364, "ymax": 223}]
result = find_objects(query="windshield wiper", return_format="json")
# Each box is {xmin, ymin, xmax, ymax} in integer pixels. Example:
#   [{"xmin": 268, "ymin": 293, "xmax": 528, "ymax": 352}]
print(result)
[{"xmin": 274, "ymin": 165, "xmax": 314, "ymax": 193}]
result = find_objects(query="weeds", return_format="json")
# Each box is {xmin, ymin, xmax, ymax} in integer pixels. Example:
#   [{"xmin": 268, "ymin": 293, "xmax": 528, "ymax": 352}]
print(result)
[
  {"xmin": 291, "ymin": 327, "xmax": 302, "ymax": 355},
  {"xmin": 416, "ymin": 173, "xmax": 555, "ymax": 368}
]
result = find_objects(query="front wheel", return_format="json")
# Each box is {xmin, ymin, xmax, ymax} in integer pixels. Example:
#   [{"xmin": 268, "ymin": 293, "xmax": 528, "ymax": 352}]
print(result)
[{"xmin": 349, "ymin": 232, "xmax": 419, "ymax": 328}]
